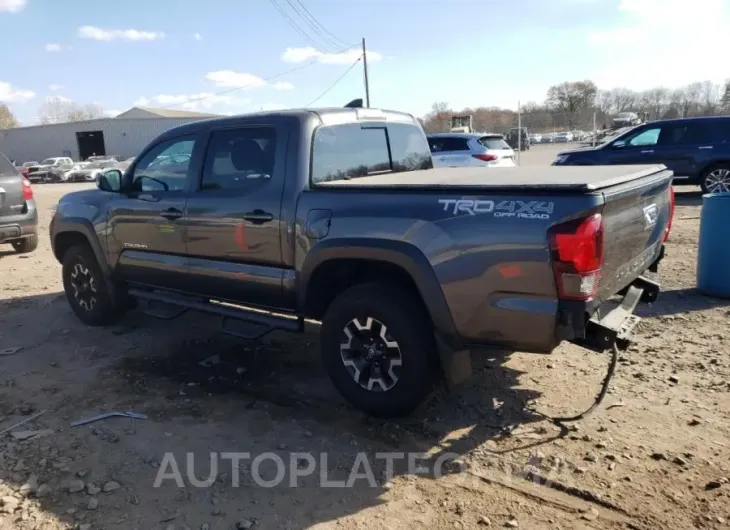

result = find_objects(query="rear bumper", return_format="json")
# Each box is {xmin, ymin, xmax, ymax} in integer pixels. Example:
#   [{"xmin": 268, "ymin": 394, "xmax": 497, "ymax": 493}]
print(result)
[{"xmin": 0, "ymin": 203, "xmax": 38, "ymax": 243}]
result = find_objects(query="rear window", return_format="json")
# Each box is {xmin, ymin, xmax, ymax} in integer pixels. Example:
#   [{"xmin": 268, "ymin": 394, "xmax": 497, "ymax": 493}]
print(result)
[
  {"xmin": 311, "ymin": 123, "xmax": 433, "ymax": 184},
  {"xmin": 427, "ymin": 137, "xmax": 470, "ymax": 152},
  {"xmin": 479, "ymin": 136, "xmax": 510, "ymax": 150},
  {"xmin": 0, "ymin": 153, "xmax": 19, "ymax": 177}
]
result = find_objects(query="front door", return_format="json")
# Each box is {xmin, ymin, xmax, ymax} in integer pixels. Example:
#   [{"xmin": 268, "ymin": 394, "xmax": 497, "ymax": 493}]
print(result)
[
  {"xmin": 605, "ymin": 125, "xmax": 662, "ymax": 165},
  {"xmin": 108, "ymin": 134, "xmax": 200, "ymax": 291},
  {"xmin": 183, "ymin": 125, "xmax": 289, "ymax": 309}
]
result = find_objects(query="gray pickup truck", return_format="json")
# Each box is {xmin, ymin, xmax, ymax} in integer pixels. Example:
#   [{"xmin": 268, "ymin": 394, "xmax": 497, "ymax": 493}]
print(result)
[{"xmin": 50, "ymin": 106, "xmax": 674, "ymax": 417}]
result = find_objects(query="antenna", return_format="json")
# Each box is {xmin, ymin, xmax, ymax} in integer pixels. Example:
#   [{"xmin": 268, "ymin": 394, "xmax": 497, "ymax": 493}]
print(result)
[{"xmin": 344, "ymin": 98, "xmax": 363, "ymax": 109}]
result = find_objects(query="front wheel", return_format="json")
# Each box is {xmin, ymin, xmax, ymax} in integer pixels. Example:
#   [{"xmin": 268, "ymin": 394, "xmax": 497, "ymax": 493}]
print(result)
[
  {"xmin": 320, "ymin": 282, "xmax": 438, "ymax": 418},
  {"xmin": 62, "ymin": 244, "xmax": 124, "ymax": 326},
  {"xmin": 700, "ymin": 164, "xmax": 730, "ymax": 194}
]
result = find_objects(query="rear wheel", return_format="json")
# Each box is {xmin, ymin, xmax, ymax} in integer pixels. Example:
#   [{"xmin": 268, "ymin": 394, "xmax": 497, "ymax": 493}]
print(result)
[
  {"xmin": 12, "ymin": 235, "xmax": 38, "ymax": 254},
  {"xmin": 62, "ymin": 244, "xmax": 124, "ymax": 326},
  {"xmin": 320, "ymin": 282, "xmax": 438, "ymax": 418},
  {"xmin": 700, "ymin": 164, "xmax": 730, "ymax": 194}
]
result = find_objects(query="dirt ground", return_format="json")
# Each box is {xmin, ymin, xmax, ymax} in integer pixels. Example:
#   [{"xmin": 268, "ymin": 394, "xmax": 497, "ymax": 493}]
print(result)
[{"xmin": 1, "ymin": 154, "xmax": 729, "ymax": 530}]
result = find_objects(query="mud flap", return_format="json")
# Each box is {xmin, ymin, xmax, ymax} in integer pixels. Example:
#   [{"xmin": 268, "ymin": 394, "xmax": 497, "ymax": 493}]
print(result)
[{"xmin": 435, "ymin": 334, "xmax": 473, "ymax": 390}]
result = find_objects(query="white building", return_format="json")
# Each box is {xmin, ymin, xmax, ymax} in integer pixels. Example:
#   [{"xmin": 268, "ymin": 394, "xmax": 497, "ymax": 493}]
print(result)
[{"xmin": 0, "ymin": 107, "xmax": 221, "ymax": 163}]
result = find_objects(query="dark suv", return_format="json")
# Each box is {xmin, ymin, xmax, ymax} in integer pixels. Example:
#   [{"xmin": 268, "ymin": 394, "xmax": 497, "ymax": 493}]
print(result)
[
  {"xmin": 552, "ymin": 116, "xmax": 730, "ymax": 193},
  {"xmin": 0, "ymin": 152, "xmax": 38, "ymax": 254}
]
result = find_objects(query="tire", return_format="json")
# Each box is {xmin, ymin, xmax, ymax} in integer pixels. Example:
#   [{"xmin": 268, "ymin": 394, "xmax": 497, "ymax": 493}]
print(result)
[
  {"xmin": 12, "ymin": 235, "xmax": 38, "ymax": 254},
  {"xmin": 700, "ymin": 164, "xmax": 730, "ymax": 194},
  {"xmin": 320, "ymin": 282, "xmax": 438, "ymax": 418},
  {"xmin": 62, "ymin": 244, "xmax": 123, "ymax": 326}
]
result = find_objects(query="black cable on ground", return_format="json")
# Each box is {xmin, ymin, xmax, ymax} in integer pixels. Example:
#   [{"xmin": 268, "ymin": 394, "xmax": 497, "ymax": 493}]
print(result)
[{"xmin": 529, "ymin": 343, "xmax": 619, "ymax": 424}]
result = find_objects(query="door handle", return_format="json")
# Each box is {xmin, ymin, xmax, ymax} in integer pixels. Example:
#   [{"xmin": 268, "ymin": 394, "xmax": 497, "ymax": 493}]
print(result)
[
  {"xmin": 698, "ymin": 145, "xmax": 713, "ymax": 150},
  {"xmin": 160, "ymin": 208, "xmax": 183, "ymax": 221},
  {"xmin": 243, "ymin": 210, "xmax": 274, "ymax": 224},
  {"xmin": 641, "ymin": 150, "xmax": 654, "ymax": 154}
]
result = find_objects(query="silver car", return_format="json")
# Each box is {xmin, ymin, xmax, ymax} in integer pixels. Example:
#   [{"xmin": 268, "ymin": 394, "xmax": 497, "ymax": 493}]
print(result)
[{"xmin": 426, "ymin": 133, "xmax": 516, "ymax": 168}]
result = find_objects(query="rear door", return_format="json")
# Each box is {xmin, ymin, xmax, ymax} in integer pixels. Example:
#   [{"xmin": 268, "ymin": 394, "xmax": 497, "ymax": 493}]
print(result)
[
  {"xmin": 183, "ymin": 123, "xmax": 290, "ymax": 309},
  {"xmin": 648, "ymin": 121, "xmax": 711, "ymax": 178},
  {"xmin": 427, "ymin": 136, "xmax": 472, "ymax": 167},
  {"xmin": 0, "ymin": 153, "xmax": 25, "ymax": 219}
]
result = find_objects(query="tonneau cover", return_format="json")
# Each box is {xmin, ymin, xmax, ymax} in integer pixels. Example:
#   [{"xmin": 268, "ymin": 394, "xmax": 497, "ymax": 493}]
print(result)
[{"xmin": 316, "ymin": 164, "xmax": 671, "ymax": 192}]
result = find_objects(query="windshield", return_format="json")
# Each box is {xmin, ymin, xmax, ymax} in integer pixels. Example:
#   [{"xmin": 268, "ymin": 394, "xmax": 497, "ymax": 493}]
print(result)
[
  {"xmin": 41, "ymin": 158, "xmax": 58, "ymax": 165},
  {"xmin": 600, "ymin": 126, "xmax": 636, "ymax": 144}
]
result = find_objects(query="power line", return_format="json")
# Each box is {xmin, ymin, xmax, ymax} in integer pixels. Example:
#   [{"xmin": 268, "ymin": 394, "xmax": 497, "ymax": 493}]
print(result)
[
  {"xmin": 156, "ymin": 44, "xmax": 360, "ymax": 110},
  {"xmin": 282, "ymin": 0, "xmax": 338, "ymax": 51},
  {"xmin": 289, "ymin": 0, "xmax": 349, "ymax": 49},
  {"xmin": 268, "ymin": 0, "xmax": 327, "ymax": 50},
  {"xmin": 306, "ymin": 56, "xmax": 362, "ymax": 108}
]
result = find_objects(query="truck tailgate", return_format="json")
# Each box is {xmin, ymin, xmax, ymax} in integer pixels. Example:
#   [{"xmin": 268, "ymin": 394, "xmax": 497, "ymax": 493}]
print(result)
[{"xmin": 595, "ymin": 168, "xmax": 673, "ymax": 302}]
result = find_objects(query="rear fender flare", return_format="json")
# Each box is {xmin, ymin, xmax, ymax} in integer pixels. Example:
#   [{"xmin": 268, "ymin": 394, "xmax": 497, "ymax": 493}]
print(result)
[{"xmin": 299, "ymin": 238, "xmax": 460, "ymax": 346}]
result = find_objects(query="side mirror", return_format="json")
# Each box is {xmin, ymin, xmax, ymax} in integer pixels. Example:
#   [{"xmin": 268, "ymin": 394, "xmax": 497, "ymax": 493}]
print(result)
[{"xmin": 98, "ymin": 169, "xmax": 122, "ymax": 192}]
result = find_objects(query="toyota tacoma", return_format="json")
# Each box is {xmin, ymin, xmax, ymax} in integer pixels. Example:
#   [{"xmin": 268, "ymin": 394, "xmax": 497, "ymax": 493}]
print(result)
[{"xmin": 50, "ymin": 105, "xmax": 674, "ymax": 417}]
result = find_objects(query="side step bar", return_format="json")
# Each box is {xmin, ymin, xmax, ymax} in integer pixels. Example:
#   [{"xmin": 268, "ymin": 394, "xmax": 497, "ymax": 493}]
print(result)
[{"xmin": 128, "ymin": 288, "xmax": 304, "ymax": 339}]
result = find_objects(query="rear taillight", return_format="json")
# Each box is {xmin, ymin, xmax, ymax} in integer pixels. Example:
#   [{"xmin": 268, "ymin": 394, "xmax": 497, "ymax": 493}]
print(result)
[
  {"xmin": 663, "ymin": 185, "xmax": 675, "ymax": 242},
  {"xmin": 548, "ymin": 213, "xmax": 604, "ymax": 300},
  {"xmin": 22, "ymin": 178, "xmax": 34, "ymax": 201},
  {"xmin": 473, "ymin": 153, "xmax": 497, "ymax": 162}
]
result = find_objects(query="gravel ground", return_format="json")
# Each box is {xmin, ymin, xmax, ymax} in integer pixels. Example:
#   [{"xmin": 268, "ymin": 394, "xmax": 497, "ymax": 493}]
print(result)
[{"xmin": 1, "ymin": 153, "xmax": 729, "ymax": 530}]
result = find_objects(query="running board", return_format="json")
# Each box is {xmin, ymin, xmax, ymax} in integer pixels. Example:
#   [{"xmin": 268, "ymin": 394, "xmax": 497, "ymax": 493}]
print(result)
[{"xmin": 128, "ymin": 288, "xmax": 304, "ymax": 339}]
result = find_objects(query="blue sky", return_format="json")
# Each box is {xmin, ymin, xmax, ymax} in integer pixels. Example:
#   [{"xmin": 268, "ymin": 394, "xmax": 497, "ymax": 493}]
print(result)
[{"xmin": 1, "ymin": 0, "xmax": 727, "ymax": 126}]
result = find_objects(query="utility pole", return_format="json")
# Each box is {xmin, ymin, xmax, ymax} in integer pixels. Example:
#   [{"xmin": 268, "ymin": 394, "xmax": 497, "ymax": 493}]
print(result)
[{"xmin": 362, "ymin": 38, "xmax": 370, "ymax": 108}]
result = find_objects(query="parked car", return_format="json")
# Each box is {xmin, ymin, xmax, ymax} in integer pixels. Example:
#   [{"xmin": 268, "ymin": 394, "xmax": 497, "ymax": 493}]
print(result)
[
  {"xmin": 50, "ymin": 106, "xmax": 673, "ymax": 417},
  {"xmin": 529, "ymin": 133, "xmax": 543, "ymax": 144},
  {"xmin": 25, "ymin": 157, "xmax": 74, "ymax": 182},
  {"xmin": 427, "ymin": 133, "xmax": 516, "ymax": 168},
  {"xmin": 63, "ymin": 158, "xmax": 123, "ymax": 182},
  {"xmin": 505, "ymin": 127, "xmax": 530, "ymax": 150},
  {"xmin": 552, "ymin": 116, "xmax": 730, "ymax": 193},
  {"xmin": 553, "ymin": 132, "xmax": 573, "ymax": 143},
  {"xmin": 0, "ymin": 152, "xmax": 38, "ymax": 254}
]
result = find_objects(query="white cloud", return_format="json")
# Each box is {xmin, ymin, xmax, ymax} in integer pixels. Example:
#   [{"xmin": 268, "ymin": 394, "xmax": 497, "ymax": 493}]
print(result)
[
  {"xmin": 0, "ymin": 0, "xmax": 26, "ymax": 13},
  {"xmin": 134, "ymin": 93, "xmax": 251, "ymax": 112},
  {"xmin": 77, "ymin": 26, "xmax": 166, "ymax": 42},
  {"xmin": 587, "ymin": 0, "xmax": 730, "ymax": 89},
  {"xmin": 272, "ymin": 81, "xmax": 294, "ymax": 91},
  {"xmin": 205, "ymin": 70, "xmax": 267, "ymax": 89},
  {"xmin": 281, "ymin": 46, "xmax": 382, "ymax": 65},
  {"xmin": 48, "ymin": 84, "xmax": 63, "ymax": 91},
  {"xmin": 45, "ymin": 43, "xmax": 62, "ymax": 52},
  {"xmin": 0, "ymin": 81, "xmax": 35, "ymax": 103},
  {"xmin": 193, "ymin": 33, "xmax": 202, "ymax": 41}
]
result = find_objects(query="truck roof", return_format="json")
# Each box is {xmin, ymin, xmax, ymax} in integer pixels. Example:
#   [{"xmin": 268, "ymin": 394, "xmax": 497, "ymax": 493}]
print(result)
[
  {"xmin": 316, "ymin": 165, "xmax": 672, "ymax": 192},
  {"xmin": 157, "ymin": 107, "xmax": 419, "ymax": 139}
]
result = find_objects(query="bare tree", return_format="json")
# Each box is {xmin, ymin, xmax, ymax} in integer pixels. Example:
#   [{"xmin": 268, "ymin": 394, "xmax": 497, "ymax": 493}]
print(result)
[
  {"xmin": 721, "ymin": 80, "xmax": 730, "ymax": 114},
  {"xmin": 38, "ymin": 97, "xmax": 106, "ymax": 124},
  {"xmin": 698, "ymin": 81, "xmax": 721, "ymax": 115},
  {"xmin": 641, "ymin": 88, "xmax": 670, "ymax": 120},
  {"xmin": 0, "ymin": 103, "xmax": 19, "ymax": 129},
  {"xmin": 545, "ymin": 80, "xmax": 597, "ymax": 130}
]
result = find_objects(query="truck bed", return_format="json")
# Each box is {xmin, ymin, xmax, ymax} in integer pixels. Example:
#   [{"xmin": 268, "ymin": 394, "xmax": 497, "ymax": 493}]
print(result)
[{"xmin": 316, "ymin": 164, "xmax": 671, "ymax": 192}]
